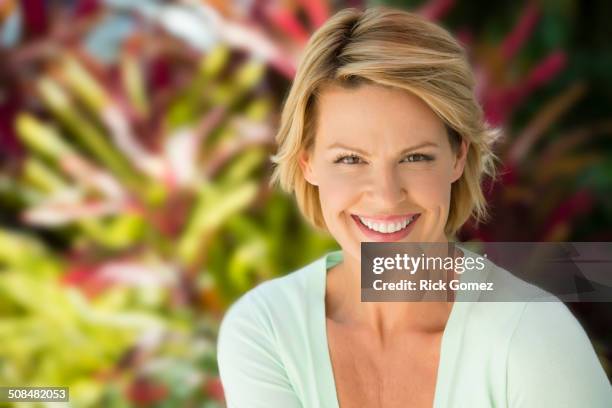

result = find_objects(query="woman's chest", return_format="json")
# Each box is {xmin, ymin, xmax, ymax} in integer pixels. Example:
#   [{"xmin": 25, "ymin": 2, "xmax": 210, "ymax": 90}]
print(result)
[{"xmin": 325, "ymin": 320, "xmax": 444, "ymax": 408}]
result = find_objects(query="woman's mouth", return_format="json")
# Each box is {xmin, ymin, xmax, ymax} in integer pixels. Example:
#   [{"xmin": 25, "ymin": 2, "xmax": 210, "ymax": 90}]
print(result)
[{"xmin": 350, "ymin": 213, "xmax": 421, "ymax": 242}]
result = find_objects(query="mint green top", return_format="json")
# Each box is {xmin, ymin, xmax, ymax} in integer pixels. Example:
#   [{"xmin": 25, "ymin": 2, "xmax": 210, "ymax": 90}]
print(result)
[{"xmin": 217, "ymin": 248, "xmax": 612, "ymax": 407}]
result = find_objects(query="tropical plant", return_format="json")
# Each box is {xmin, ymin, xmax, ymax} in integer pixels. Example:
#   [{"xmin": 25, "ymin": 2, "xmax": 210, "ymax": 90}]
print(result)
[{"xmin": 0, "ymin": 1, "xmax": 339, "ymax": 406}]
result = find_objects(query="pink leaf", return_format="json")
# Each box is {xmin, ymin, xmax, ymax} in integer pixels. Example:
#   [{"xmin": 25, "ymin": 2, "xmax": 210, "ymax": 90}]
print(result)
[
  {"xmin": 501, "ymin": 2, "xmax": 540, "ymax": 61},
  {"xmin": 540, "ymin": 190, "xmax": 594, "ymax": 240},
  {"xmin": 263, "ymin": 2, "xmax": 310, "ymax": 45},
  {"xmin": 296, "ymin": 0, "xmax": 330, "ymax": 28},
  {"xmin": 417, "ymin": 0, "xmax": 456, "ymax": 21}
]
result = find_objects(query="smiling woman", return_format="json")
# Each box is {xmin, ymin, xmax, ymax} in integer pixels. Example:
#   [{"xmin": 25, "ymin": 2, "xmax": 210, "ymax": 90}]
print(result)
[
  {"xmin": 217, "ymin": 6, "xmax": 612, "ymax": 408},
  {"xmin": 298, "ymin": 84, "xmax": 464, "ymax": 247}
]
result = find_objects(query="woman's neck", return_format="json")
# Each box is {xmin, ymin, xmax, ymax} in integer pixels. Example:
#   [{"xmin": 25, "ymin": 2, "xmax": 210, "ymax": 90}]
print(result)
[{"xmin": 325, "ymin": 245, "xmax": 464, "ymax": 341}]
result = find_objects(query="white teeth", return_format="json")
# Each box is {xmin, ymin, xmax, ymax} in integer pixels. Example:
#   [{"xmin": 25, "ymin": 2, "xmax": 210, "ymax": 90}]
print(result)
[{"xmin": 357, "ymin": 215, "xmax": 416, "ymax": 234}]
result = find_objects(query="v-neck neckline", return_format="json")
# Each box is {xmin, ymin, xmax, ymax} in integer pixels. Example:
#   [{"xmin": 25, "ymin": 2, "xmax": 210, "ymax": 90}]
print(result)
[{"xmin": 310, "ymin": 245, "xmax": 488, "ymax": 408}]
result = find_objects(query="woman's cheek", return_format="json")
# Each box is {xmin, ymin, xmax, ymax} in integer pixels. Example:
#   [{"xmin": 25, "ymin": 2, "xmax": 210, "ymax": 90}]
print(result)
[
  {"xmin": 412, "ymin": 173, "xmax": 450, "ymax": 207},
  {"xmin": 319, "ymin": 166, "xmax": 367, "ymax": 195},
  {"xmin": 396, "ymin": 169, "xmax": 449, "ymax": 205},
  {"xmin": 318, "ymin": 177, "xmax": 357, "ymax": 214}
]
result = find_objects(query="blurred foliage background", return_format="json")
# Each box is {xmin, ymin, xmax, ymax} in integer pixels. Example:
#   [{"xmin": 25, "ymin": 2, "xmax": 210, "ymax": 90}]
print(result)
[{"xmin": 0, "ymin": 0, "xmax": 610, "ymax": 406}]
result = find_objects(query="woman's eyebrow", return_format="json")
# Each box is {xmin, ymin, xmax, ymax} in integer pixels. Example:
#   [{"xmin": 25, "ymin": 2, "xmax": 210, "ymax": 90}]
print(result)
[{"xmin": 326, "ymin": 141, "xmax": 439, "ymax": 155}]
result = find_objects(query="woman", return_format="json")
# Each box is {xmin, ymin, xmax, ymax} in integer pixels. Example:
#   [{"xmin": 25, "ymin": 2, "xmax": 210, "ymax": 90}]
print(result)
[{"xmin": 217, "ymin": 6, "xmax": 611, "ymax": 407}]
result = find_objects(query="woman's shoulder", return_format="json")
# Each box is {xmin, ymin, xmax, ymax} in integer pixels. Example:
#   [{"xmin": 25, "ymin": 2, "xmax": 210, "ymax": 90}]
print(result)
[
  {"xmin": 216, "ymin": 256, "xmax": 328, "ymax": 407},
  {"xmin": 504, "ymin": 300, "xmax": 612, "ymax": 405},
  {"xmin": 457, "ymin": 252, "xmax": 611, "ymax": 404},
  {"xmin": 465, "ymin": 259, "xmax": 599, "ymax": 355},
  {"xmin": 218, "ymin": 254, "xmax": 326, "ymax": 341},
  {"xmin": 460, "ymin": 252, "xmax": 606, "ymax": 377},
  {"xmin": 507, "ymin": 300, "xmax": 601, "ymax": 364}
]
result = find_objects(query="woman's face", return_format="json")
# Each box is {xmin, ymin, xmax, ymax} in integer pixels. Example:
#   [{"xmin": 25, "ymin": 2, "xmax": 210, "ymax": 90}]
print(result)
[{"xmin": 299, "ymin": 84, "xmax": 469, "ymax": 260}]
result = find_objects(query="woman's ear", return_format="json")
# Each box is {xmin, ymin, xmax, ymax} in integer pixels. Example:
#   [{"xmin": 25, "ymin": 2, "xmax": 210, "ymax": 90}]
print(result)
[
  {"xmin": 298, "ymin": 149, "xmax": 319, "ymax": 186},
  {"xmin": 451, "ymin": 139, "xmax": 470, "ymax": 183}
]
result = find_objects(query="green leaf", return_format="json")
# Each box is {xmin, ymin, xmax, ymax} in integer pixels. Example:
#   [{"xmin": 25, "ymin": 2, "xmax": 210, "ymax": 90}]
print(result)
[{"xmin": 178, "ymin": 181, "xmax": 258, "ymax": 266}]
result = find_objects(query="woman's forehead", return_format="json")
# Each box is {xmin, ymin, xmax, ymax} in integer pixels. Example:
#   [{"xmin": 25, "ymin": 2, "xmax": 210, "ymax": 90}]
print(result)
[{"xmin": 314, "ymin": 83, "xmax": 447, "ymax": 147}]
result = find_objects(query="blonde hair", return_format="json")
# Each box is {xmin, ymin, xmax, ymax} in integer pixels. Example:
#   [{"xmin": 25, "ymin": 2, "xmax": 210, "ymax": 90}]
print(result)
[{"xmin": 269, "ymin": 6, "xmax": 501, "ymax": 240}]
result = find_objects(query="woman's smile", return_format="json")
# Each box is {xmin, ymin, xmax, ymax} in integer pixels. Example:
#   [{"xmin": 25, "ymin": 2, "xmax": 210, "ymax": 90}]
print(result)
[{"xmin": 350, "ymin": 213, "xmax": 421, "ymax": 242}]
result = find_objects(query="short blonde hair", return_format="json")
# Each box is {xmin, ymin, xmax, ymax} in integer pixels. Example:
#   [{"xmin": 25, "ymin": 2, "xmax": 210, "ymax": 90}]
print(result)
[{"xmin": 269, "ymin": 6, "xmax": 501, "ymax": 240}]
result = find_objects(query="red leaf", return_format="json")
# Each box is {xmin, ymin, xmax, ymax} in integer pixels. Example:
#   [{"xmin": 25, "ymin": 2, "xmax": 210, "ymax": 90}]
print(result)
[
  {"xmin": 126, "ymin": 378, "xmax": 169, "ymax": 406},
  {"xmin": 204, "ymin": 376, "xmax": 225, "ymax": 402}
]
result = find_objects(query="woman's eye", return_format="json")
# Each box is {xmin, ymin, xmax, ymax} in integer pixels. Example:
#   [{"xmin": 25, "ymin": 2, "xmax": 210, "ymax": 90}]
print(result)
[
  {"xmin": 402, "ymin": 154, "xmax": 433, "ymax": 163},
  {"xmin": 334, "ymin": 154, "xmax": 362, "ymax": 164}
]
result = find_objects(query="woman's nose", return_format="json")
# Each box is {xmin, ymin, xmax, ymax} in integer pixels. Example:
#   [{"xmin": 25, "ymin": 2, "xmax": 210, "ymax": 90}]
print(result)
[{"xmin": 368, "ymin": 164, "xmax": 407, "ymax": 207}]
